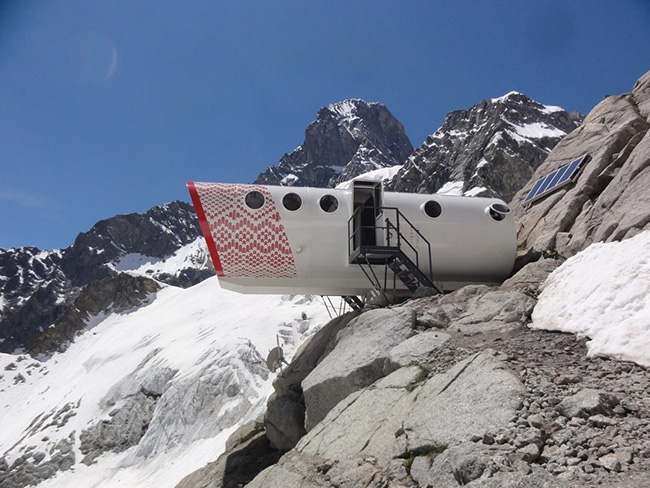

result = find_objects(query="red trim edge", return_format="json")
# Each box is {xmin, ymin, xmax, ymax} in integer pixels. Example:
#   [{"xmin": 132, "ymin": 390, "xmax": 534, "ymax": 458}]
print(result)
[{"xmin": 187, "ymin": 181, "xmax": 224, "ymax": 277}]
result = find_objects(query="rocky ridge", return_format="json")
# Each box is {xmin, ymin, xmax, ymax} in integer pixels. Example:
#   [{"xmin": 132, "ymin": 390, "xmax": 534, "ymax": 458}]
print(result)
[
  {"xmin": 254, "ymin": 99, "xmax": 414, "ymax": 188},
  {"xmin": 387, "ymin": 92, "xmax": 582, "ymax": 201},
  {"xmin": 0, "ymin": 201, "xmax": 211, "ymax": 355}
]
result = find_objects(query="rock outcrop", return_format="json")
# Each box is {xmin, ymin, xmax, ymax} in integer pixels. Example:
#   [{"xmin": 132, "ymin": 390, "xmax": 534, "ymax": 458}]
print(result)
[
  {"xmin": 184, "ymin": 258, "xmax": 650, "ymax": 488},
  {"xmin": 387, "ymin": 92, "xmax": 581, "ymax": 201},
  {"xmin": 512, "ymin": 70, "xmax": 650, "ymax": 265},
  {"xmin": 254, "ymin": 99, "xmax": 414, "ymax": 188}
]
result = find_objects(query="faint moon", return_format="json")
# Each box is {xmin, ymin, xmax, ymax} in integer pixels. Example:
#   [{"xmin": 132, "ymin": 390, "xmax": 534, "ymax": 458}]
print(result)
[{"xmin": 68, "ymin": 32, "xmax": 118, "ymax": 85}]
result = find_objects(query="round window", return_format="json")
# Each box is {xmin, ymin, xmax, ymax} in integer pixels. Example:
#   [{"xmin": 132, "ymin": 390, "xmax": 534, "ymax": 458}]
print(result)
[
  {"xmin": 282, "ymin": 193, "xmax": 302, "ymax": 211},
  {"xmin": 423, "ymin": 200, "xmax": 442, "ymax": 218},
  {"xmin": 245, "ymin": 191, "xmax": 265, "ymax": 209},
  {"xmin": 487, "ymin": 203, "xmax": 510, "ymax": 222},
  {"xmin": 319, "ymin": 194, "xmax": 339, "ymax": 213}
]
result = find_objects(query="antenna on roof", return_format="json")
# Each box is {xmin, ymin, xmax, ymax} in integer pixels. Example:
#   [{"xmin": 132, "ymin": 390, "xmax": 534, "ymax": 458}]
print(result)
[{"xmin": 266, "ymin": 335, "xmax": 288, "ymax": 373}]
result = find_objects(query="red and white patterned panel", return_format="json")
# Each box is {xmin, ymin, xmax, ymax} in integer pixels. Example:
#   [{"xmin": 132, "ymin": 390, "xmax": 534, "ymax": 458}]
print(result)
[{"xmin": 191, "ymin": 182, "xmax": 297, "ymax": 279}]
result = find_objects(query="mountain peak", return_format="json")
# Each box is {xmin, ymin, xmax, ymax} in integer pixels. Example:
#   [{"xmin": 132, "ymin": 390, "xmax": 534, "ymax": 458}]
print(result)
[
  {"xmin": 387, "ymin": 92, "xmax": 580, "ymax": 201},
  {"xmin": 490, "ymin": 90, "xmax": 525, "ymax": 103},
  {"xmin": 254, "ymin": 99, "xmax": 413, "ymax": 188}
]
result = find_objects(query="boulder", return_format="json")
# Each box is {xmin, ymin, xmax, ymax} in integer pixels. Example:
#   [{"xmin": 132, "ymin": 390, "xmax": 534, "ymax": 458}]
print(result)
[
  {"xmin": 264, "ymin": 390, "xmax": 306, "ymax": 452},
  {"xmin": 301, "ymin": 308, "xmax": 416, "ymax": 430},
  {"xmin": 264, "ymin": 311, "xmax": 358, "ymax": 450},
  {"xmin": 387, "ymin": 330, "xmax": 450, "ymax": 367},
  {"xmin": 404, "ymin": 285, "xmax": 535, "ymax": 335},
  {"xmin": 501, "ymin": 258, "xmax": 562, "ymax": 295},
  {"xmin": 272, "ymin": 311, "xmax": 359, "ymax": 397},
  {"xmin": 296, "ymin": 352, "xmax": 524, "ymax": 463},
  {"xmin": 556, "ymin": 389, "xmax": 620, "ymax": 419},
  {"xmin": 174, "ymin": 432, "xmax": 282, "ymax": 488}
]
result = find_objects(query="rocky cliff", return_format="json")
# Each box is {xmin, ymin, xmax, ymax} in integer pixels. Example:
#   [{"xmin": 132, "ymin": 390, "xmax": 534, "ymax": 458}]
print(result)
[
  {"xmin": 387, "ymin": 93, "xmax": 582, "ymax": 201},
  {"xmin": 512, "ymin": 71, "xmax": 650, "ymax": 266},
  {"xmin": 175, "ymin": 72, "xmax": 650, "ymax": 488},
  {"xmin": 254, "ymin": 99, "xmax": 414, "ymax": 188}
]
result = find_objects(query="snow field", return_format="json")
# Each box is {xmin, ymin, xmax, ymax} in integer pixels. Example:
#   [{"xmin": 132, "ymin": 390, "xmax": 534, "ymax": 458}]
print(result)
[
  {"xmin": 0, "ymin": 276, "xmax": 331, "ymax": 488},
  {"xmin": 531, "ymin": 231, "xmax": 650, "ymax": 367}
]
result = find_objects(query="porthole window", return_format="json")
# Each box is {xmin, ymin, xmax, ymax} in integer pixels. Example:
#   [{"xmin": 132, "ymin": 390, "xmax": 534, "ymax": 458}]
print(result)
[
  {"xmin": 423, "ymin": 200, "xmax": 442, "ymax": 218},
  {"xmin": 282, "ymin": 192, "xmax": 302, "ymax": 211},
  {"xmin": 319, "ymin": 194, "xmax": 339, "ymax": 213},
  {"xmin": 487, "ymin": 203, "xmax": 510, "ymax": 222},
  {"xmin": 245, "ymin": 191, "xmax": 265, "ymax": 209}
]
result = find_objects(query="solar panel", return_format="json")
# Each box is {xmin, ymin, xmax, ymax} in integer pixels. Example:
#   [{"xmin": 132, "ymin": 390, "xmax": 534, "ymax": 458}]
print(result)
[{"xmin": 523, "ymin": 154, "xmax": 591, "ymax": 206}]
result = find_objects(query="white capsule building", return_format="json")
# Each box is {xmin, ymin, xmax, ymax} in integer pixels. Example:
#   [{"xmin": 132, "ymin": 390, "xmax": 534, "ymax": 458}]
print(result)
[{"xmin": 187, "ymin": 180, "xmax": 516, "ymax": 299}]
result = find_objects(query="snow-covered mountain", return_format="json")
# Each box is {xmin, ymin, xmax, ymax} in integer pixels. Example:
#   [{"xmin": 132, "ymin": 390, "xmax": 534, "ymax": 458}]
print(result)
[
  {"xmin": 387, "ymin": 92, "xmax": 583, "ymax": 201},
  {"xmin": 0, "ymin": 258, "xmax": 332, "ymax": 487},
  {"xmin": 254, "ymin": 99, "xmax": 414, "ymax": 188},
  {"xmin": 0, "ymin": 202, "xmax": 210, "ymax": 355}
]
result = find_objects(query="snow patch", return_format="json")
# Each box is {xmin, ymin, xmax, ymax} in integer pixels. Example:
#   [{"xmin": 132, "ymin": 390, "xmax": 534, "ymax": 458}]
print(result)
[
  {"xmin": 328, "ymin": 100, "xmax": 362, "ymax": 121},
  {"xmin": 436, "ymin": 181, "xmax": 464, "ymax": 196},
  {"xmin": 281, "ymin": 174, "xmax": 299, "ymax": 185},
  {"xmin": 531, "ymin": 231, "xmax": 650, "ymax": 367},
  {"xmin": 335, "ymin": 165, "xmax": 403, "ymax": 190},
  {"xmin": 540, "ymin": 103, "xmax": 565, "ymax": 114},
  {"xmin": 112, "ymin": 238, "xmax": 210, "ymax": 278},
  {"xmin": 490, "ymin": 91, "xmax": 524, "ymax": 103},
  {"xmin": 464, "ymin": 187, "xmax": 488, "ymax": 197},
  {"xmin": 476, "ymin": 158, "xmax": 489, "ymax": 169},
  {"xmin": 511, "ymin": 121, "xmax": 566, "ymax": 140}
]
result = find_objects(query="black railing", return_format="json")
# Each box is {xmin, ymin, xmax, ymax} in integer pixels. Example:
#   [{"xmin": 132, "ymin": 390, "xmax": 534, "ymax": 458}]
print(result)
[{"xmin": 347, "ymin": 205, "xmax": 434, "ymax": 284}]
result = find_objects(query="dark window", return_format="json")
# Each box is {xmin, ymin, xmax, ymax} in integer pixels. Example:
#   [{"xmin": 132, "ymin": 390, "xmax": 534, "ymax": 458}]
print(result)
[
  {"xmin": 424, "ymin": 200, "xmax": 442, "ymax": 218},
  {"xmin": 488, "ymin": 203, "xmax": 510, "ymax": 221},
  {"xmin": 319, "ymin": 194, "xmax": 339, "ymax": 213},
  {"xmin": 245, "ymin": 191, "xmax": 265, "ymax": 209},
  {"xmin": 282, "ymin": 193, "xmax": 302, "ymax": 211}
]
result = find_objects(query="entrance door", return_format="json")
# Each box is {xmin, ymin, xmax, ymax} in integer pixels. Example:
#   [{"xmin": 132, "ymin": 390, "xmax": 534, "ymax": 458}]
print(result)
[{"xmin": 352, "ymin": 181, "xmax": 383, "ymax": 249}]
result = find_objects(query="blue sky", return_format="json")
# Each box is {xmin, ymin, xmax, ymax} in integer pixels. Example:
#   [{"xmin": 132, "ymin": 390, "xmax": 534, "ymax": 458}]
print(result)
[{"xmin": 1, "ymin": 1, "xmax": 649, "ymax": 250}]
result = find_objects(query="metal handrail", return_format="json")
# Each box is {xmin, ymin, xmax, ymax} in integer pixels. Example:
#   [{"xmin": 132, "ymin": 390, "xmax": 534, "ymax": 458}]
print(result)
[{"xmin": 347, "ymin": 205, "xmax": 434, "ymax": 281}]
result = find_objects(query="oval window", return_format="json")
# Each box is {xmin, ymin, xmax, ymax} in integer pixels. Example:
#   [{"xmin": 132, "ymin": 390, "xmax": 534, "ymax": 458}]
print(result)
[
  {"xmin": 423, "ymin": 200, "xmax": 442, "ymax": 218},
  {"xmin": 319, "ymin": 194, "xmax": 339, "ymax": 213},
  {"xmin": 245, "ymin": 191, "xmax": 265, "ymax": 209},
  {"xmin": 282, "ymin": 193, "xmax": 302, "ymax": 211}
]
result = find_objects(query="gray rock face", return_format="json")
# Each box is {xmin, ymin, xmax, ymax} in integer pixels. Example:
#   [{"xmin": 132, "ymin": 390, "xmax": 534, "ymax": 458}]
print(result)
[
  {"xmin": 29, "ymin": 274, "xmax": 160, "ymax": 355},
  {"xmin": 301, "ymin": 307, "xmax": 416, "ymax": 430},
  {"xmin": 264, "ymin": 390, "xmax": 306, "ymax": 451},
  {"xmin": 501, "ymin": 258, "xmax": 562, "ymax": 296},
  {"xmin": 298, "ymin": 352, "xmax": 524, "ymax": 463},
  {"xmin": 79, "ymin": 391, "xmax": 159, "ymax": 465},
  {"xmin": 512, "ymin": 70, "xmax": 650, "ymax": 264},
  {"xmin": 405, "ymin": 284, "xmax": 535, "ymax": 336},
  {"xmin": 0, "ymin": 434, "xmax": 76, "ymax": 488},
  {"xmin": 387, "ymin": 92, "xmax": 580, "ymax": 201},
  {"xmin": 254, "ymin": 99, "xmax": 414, "ymax": 188},
  {"xmin": 265, "ymin": 311, "xmax": 358, "ymax": 451}
]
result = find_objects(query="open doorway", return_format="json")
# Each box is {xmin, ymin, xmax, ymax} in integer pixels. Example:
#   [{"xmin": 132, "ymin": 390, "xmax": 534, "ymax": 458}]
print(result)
[{"xmin": 352, "ymin": 180, "xmax": 383, "ymax": 248}]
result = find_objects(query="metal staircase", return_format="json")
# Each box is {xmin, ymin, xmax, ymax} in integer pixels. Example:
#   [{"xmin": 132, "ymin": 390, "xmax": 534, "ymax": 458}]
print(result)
[{"xmin": 345, "ymin": 206, "xmax": 441, "ymax": 304}]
